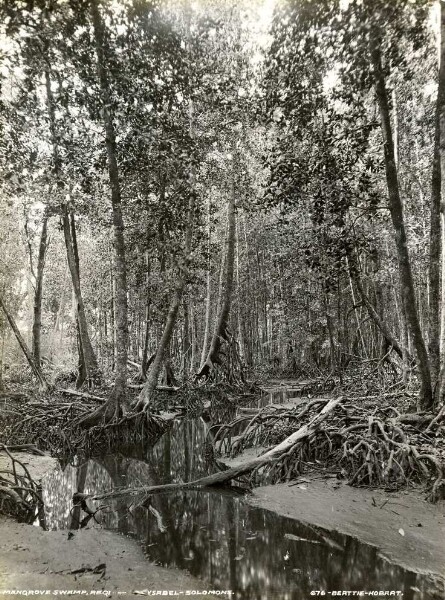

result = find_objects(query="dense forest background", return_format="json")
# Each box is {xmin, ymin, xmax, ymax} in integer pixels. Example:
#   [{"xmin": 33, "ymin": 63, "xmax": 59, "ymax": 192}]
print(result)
[{"xmin": 1, "ymin": 0, "xmax": 444, "ymax": 416}]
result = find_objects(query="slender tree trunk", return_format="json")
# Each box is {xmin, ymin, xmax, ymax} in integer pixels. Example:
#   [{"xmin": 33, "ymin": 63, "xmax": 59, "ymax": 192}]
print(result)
[
  {"xmin": 371, "ymin": 39, "xmax": 432, "ymax": 410},
  {"xmin": 199, "ymin": 198, "xmax": 212, "ymax": 369},
  {"xmin": 91, "ymin": 0, "xmax": 129, "ymax": 407},
  {"xmin": 0, "ymin": 295, "xmax": 49, "ymax": 391},
  {"xmin": 32, "ymin": 209, "xmax": 49, "ymax": 367},
  {"xmin": 349, "ymin": 261, "xmax": 410, "ymax": 362},
  {"xmin": 62, "ymin": 208, "xmax": 98, "ymax": 386},
  {"xmin": 70, "ymin": 211, "xmax": 87, "ymax": 386},
  {"xmin": 235, "ymin": 217, "xmax": 246, "ymax": 363},
  {"xmin": 434, "ymin": 3, "xmax": 445, "ymax": 402},
  {"xmin": 196, "ymin": 179, "xmax": 236, "ymax": 380},
  {"xmin": 0, "ymin": 333, "xmax": 5, "ymax": 391},
  {"xmin": 44, "ymin": 68, "xmax": 99, "ymax": 387},
  {"xmin": 189, "ymin": 300, "xmax": 198, "ymax": 373},
  {"xmin": 182, "ymin": 298, "xmax": 190, "ymax": 378}
]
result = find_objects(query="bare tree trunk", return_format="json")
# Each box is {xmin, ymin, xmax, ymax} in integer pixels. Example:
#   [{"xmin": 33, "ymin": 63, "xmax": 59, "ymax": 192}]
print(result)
[
  {"xmin": 429, "ymin": 1, "xmax": 445, "ymax": 393},
  {"xmin": 199, "ymin": 198, "xmax": 212, "ymax": 369},
  {"xmin": 32, "ymin": 210, "xmax": 49, "ymax": 367},
  {"xmin": 350, "ymin": 263, "xmax": 410, "ymax": 362},
  {"xmin": 434, "ymin": 5, "xmax": 445, "ymax": 404},
  {"xmin": 70, "ymin": 211, "xmax": 87, "ymax": 386},
  {"xmin": 0, "ymin": 333, "xmax": 5, "ymax": 391},
  {"xmin": 44, "ymin": 68, "xmax": 99, "ymax": 387},
  {"xmin": 189, "ymin": 300, "xmax": 198, "ymax": 373},
  {"xmin": 0, "ymin": 295, "xmax": 49, "ymax": 391},
  {"xmin": 62, "ymin": 208, "xmax": 99, "ymax": 387},
  {"xmin": 138, "ymin": 252, "xmax": 151, "ymax": 382},
  {"xmin": 196, "ymin": 179, "xmax": 236, "ymax": 380},
  {"xmin": 371, "ymin": 39, "xmax": 432, "ymax": 410},
  {"xmin": 181, "ymin": 298, "xmax": 190, "ymax": 378},
  {"xmin": 91, "ymin": 0, "xmax": 129, "ymax": 407}
]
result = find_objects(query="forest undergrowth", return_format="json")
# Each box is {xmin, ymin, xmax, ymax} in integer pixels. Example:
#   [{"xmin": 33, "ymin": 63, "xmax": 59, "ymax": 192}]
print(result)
[{"xmin": 0, "ymin": 358, "xmax": 444, "ymax": 512}]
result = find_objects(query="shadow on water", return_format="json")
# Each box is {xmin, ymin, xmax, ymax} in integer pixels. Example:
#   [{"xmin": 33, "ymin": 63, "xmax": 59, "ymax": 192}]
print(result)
[{"xmin": 43, "ymin": 413, "xmax": 443, "ymax": 600}]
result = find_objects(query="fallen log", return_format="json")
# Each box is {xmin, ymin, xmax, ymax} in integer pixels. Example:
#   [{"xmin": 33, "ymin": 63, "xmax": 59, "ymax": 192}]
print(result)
[{"xmin": 80, "ymin": 396, "xmax": 342, "ymax": 503}]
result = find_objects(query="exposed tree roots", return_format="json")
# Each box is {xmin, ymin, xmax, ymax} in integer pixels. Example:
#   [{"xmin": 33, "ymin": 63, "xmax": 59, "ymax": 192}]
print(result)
[
  {"xmin": 74, "ymin": 392, "xmax": 445, "ymax": 508},
  {"xmin": 0, "ymin": 444, "xmax": 44, "ymax": 523},
  {"xmin": 212, "ymin": 395, "xmax": 445, "ymax": 501},
  {"xmin": 0, "ymin": 390, "xmax": 171, "ymax": 457}
]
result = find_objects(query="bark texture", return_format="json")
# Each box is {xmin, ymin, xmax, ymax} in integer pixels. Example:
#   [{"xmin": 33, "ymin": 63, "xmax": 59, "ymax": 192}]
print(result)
[
  {"xmin": 371, "ymin": 38, "xmax": 432, "ymax": 410},
  {"xmin": 429, "ymin": 0, "xmax": 445, "ymax": 391},
  {"xmin": 62, "ymin": 207, "xmax": 99, "ymax": 387},
  {"xmin": 32, "ymin": 210, "xmax": 49, "ymax": 367}
]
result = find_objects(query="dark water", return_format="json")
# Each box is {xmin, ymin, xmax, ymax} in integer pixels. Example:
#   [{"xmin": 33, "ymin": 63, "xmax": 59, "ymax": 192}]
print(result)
[{"xmin": 42, "ymin": 415, "xmax": 443, "ymax": 600}]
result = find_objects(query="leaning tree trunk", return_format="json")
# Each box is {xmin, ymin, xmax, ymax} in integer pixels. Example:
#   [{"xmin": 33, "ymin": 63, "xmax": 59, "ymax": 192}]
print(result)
[
  {"xmin": 371, "ymin": 38, "xmax": 433, "ymax": 410},
  {"xmin": 196, "ymin": 180, "xmax": 236, "ymax": 381},
  {"xmin": 348, "ymin": 258, "xmax": 411, "ymax": 363},
  {"xmin": 91, "ymin": 0, "xmax": 129, "ymax": 410},
  {"xmin": 32, "ymin": 209, "xmax": 49, "ymax": 368},
  {"xmin": 0, "ymin": 295, "xmax": 49, "ymax": 391}
]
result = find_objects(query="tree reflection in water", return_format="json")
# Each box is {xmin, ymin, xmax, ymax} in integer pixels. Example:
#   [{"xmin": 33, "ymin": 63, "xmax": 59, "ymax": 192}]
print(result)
[{"xmin": 42, "ymin": 418, "xmax": 443, "ymax": 600}]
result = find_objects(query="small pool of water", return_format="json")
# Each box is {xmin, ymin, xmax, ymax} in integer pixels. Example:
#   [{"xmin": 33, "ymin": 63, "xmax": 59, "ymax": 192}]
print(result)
[{"xmin": 42, "ymin": 416, "xmax": 442, "ymax": 599}]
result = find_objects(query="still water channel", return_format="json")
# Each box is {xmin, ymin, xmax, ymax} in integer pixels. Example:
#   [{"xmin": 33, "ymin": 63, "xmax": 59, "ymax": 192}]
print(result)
[{"xmin": 41, "ymin": 390, "xmax": 443, "ymax": 600}]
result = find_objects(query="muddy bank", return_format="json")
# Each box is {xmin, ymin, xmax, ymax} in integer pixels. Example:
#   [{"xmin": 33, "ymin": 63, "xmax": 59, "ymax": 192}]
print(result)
[
  {"xmin": 0, "ymin": 516, "xmax": 211, "ymax": 598},
  {"xmin": 244, "ymin": 475, "xmax": 445, "ymax": 580}
]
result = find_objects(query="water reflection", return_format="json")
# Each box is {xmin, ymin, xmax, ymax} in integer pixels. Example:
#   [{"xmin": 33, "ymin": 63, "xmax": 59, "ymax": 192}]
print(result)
[{"xmin": 43, "ymin": 418, "xmax": 443, "ymax": 600}]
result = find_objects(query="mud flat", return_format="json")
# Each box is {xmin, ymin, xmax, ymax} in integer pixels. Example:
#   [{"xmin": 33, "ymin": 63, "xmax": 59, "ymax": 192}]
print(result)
[{"xmin": 247, "ymin": 475, "xmax": 445, "ymax": 579}]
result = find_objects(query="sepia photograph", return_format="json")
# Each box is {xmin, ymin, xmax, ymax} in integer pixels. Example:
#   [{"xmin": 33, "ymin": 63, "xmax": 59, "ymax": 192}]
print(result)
[{"xmin": 0, "ymin": 0, "xmax": 444, "ymax": 598}]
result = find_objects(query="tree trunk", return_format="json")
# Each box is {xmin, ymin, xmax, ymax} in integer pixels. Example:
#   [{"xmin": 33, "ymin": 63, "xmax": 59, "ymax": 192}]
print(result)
[
  {"xmin": 44, "ymin": 68, "xmax": 99, "ymax": 387},
  {"xmin": 70, "ymin": 211, "xmax": 87, "ymax": 387},
  {"xmin": 0, "ymin": 333, "xmax": 5, "ymax": 391},
  {"xmin": 181, "ymin": 298, "xmax": 190, "ymax": 378},
  {"xmin": 0, "ymin": 295, "xmax": 49, "ymax": 391},
  {"xmin": 371, "ymin": 38, "xmax": 432, "ymax": 410},
  {"xmin": 429, "ymin": 2, "xmax": 445, "ymax": 402},
  {"xmin": 196, "ymin": 180, "xmax": 236, "ymax": 380},
  {"xmin": 32, "ymin": 209, "xmax": 49, "ymax": 367},
  {"xmin": 429, "ymin": 0, "xmax": 445, "ymax": 392},
  {"xmin": 349, "ymin": 262, "xmax": 411, "ymax": 362},
  {"xmin": 199, "ymin": 199, "xmax": 212, "ymax": 369},
  {"xmin": 62, "ymin": 207, "xmax": 99, "ymax": 387},
  {"xmin": 91, "ymin": 0, "xmax": 129, "ymax": 408}
]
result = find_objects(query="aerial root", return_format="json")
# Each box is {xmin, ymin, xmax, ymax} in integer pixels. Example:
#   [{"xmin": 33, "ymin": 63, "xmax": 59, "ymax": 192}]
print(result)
[
  {"xmin": 0, "ymin": 391, "xmax": 171, "ymax": 456},
  {"xmin": 0, "ymin": 444, "xmax": 43, "ymax": 522},
  {"xmin": 211, "ymin": 398, "xmax": 445, "ymax": 500}
]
